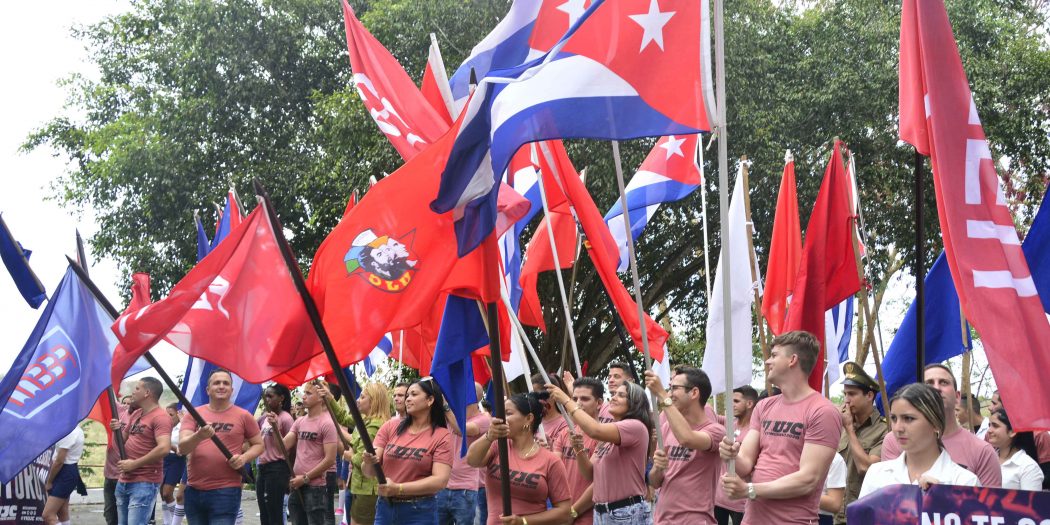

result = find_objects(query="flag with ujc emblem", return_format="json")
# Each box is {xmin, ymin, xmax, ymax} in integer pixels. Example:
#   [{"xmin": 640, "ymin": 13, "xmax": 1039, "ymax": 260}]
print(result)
[{"xmin": 0, "ymin": 266, "xmax": 117, "ymax": 483}]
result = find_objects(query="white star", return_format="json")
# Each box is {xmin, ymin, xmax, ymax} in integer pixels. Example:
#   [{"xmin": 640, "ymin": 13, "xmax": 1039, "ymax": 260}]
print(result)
[
  {"xmin": 557, "ymin": 0, "xmax": 589, "ymax": 27},
  {"xmin": 629, "ymin": 0, "xmax": 676, "ymax": 52},
  {"xmin": 659, "ymin": 135, "xmax": 686, "ymax": 159}
]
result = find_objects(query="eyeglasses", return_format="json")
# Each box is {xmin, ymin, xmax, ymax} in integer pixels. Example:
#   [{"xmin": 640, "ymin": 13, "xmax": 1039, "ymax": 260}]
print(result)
[{"xmin": 669, "ymin": 385, "xmax": 693, "ymax": 392}]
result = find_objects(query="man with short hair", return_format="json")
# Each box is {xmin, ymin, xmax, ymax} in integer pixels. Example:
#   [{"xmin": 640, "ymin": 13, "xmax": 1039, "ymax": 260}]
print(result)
[
  {"xmin": 392, "ymin": 382, "xmax": 409, "ymax": 420},
  {"xmin": 713, "ymin": 385, "xmax": 757, "ymax": 525},
  {"xmin": 596, "ymin": 362, "xmax": 634, "ymax": 423},
  {"xmin": 439, "ymin": 383, "xmax": 489, "ymax": 525},
  {"xmin": 719, "ymin": 331, "xmax": 843, "ymax": 525},
  {"xmin": 111, "ymin": 377, "xmax": 172, "ymax": 525},
  {"xmin": 179, "ymin": 369, "xmax": 264, "ymax": 525},
  {"xmin": 273, "ymin": 382, "xmax": 338, "ymax": 525},
  {"xmin": 880, "ymin": 364, "xmax": 1001, "ymax": 486},
  {"xmin": 988, "ymin": 390, "xmax": 1001, "ymax": 413},
  {"xmin": 646, "ymin": 366, "xmax": 726, "ymax": 525},
  {"xmin": 834, "ymin": 362, "xmax": 888, "ymax": 524},
  {"xmin": 553, "ymin": 377, "xmax": 605, "ymax": 525},
  {"xmin": 957, "ymin": 394, "xmax": 988, "ymax": 439}
]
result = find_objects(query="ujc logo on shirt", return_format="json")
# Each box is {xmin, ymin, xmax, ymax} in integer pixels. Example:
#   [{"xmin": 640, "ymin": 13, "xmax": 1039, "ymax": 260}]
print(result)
[{"xmin": 6, "ymin": 327, "xmax": 81, "ymax": 419}]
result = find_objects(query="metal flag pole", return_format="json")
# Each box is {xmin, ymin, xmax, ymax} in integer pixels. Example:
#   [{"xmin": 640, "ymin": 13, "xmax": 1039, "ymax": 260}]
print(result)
[
  {"xmin": 713, "ymin": 0, "xmax": 736, "ymax": 474},
  {"xmin": 698, "ymin": 141, "xmax": 714, "ymax": 299},
  {"xmin": 914, "ymin": 151, "xmax": 926, "ymax": 382},
  {"xmin": 610, "ymin": 140, "xmax": 663, "ymax": 450}
]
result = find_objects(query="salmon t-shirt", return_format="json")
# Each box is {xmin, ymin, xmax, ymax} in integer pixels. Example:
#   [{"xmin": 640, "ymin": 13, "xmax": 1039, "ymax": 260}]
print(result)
[
  {"xmin": 448, "ymin": 413, "xmax": 490, "ymax": 490},
  {"xmin": 881, "ymin": 425, "xmax": 1001, "ymax": 487},
  {"xmin": 180, "ymin": 405, "xmax": 260, "ymax": 491},
  {"xmin": 120, "ymin": 406, "xmax": 173, "ymax": 483},
  {"xmin": 483, "ymin": 441, "xmax": 572, "ymax": 525},
  {"xmin": 257, "ymin": 412, "xmax": 294, "ymax": 465},
  {"xmin": 291, "ymin": 413, "xmax": 338, "ymax": 487},
  {"xmin": 591, "ymin": 418, "xmax": 649, "ymax": 503},
  {"xmin": 654, "ymin": 414, "xmax": 726, "ymax": 525},
  {"xmin": 373, "ymin": 421, "xmax": 453, "ymax": 484},
  {"xmin": 713, "ymin": 427, "xmax": 746, "ymax": 513},
  {"xmin": 542, "ymin": 416, "xmax": 568, "ymax": 451},
  {"xmin": 744, "ymin": 392, "xmax": 842, "ymax": 525},
  {"xmin": 554, "ymin": 429, "xmax": 599, "ymax": 525}
]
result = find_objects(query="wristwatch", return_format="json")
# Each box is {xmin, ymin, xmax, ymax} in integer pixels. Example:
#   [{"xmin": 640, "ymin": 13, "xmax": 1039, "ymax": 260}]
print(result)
[
  {"xmin": 660, "ymin": 396, "xmax": 673, "ymax": 408},
  {"xmin": 747, "ymin": 482, "xmax": 757, "ymax": 500},
  {"xmin": 570, "ymin": 507, "xmax": 578, "ymax": 519}
]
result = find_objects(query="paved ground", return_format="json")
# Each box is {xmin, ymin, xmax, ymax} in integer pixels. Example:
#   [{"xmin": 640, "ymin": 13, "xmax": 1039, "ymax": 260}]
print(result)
[{"xmin": 69, "ymin": 490, "xmax": 262, "ymax": 525}]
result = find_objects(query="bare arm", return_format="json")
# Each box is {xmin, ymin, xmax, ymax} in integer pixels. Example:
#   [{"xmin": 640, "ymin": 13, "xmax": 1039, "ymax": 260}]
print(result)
[
  {"xmin": 720, "ymin": 428, "xmax": 760, "ymax": 477},
  {"xmin": 466, "ymin": 434, "xmax": 497, "ymax": 468},
  {"xmin": 573, "ymin": 484, "xmax": 594, "ymax": 516},
  {"xmin": 46, "ymin": 449, "xmax": 68, "ymax": 485},
  {"xmin": 514, "ymin": 498, "xmax": 571, "ymax": 525},
  {"xmin": 242, "ymin": 433, "xmax": 264, "ymax": 462},
  {"xmin": 178, "ymin": 424, "xmax": 214, "ymax": 456},
  {"xmin": 820, "ymin": 487, "xmax": 844, "ymax": 514},
  {"xmin": 753, "ymin": 443, "xmax": 837, "ymax": 500},
  {"xmin": 399, "ymin": 462, "xmax": 452, "ymax": 496}
]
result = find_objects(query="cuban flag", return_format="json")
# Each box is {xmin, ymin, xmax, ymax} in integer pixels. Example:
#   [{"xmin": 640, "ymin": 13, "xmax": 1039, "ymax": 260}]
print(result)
[
  {"xmin": 432, "ymin": 0, "xmax": 713, "ymax": 255},
  {"xmin": 363, "ymin": 333, "xmax": 394, "ymax": 377},
  {"xmin": 824, "ymin": 297, "xmax": 854, "ymax": 387},
  {"xmin": 604, "ymin": 134, "xmax": 702, "ymax": 271}
]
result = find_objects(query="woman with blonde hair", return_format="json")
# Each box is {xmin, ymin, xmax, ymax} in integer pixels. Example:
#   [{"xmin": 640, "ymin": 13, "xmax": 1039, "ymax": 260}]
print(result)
[
  {"xmin": 859, "ymin": 383, "xmax": 979, "ymax": 498},
  {"xmin": 345, "ymin": 383, "xmax": 392, "ymax": 525}
]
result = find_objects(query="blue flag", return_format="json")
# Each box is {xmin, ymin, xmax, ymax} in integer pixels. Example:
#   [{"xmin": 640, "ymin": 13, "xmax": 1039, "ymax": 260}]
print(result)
[
  {"xmin": 1022, "ymin": 191, "xmax": 1050, "ymax": 312},
  {"xmin": 341, "ymin": 367, "xmax": 362, "ymax": 400},
  {"xmin": 0, "ymin": 214, "xmax": 46, "ymax": 309},
  {"xmin": 181, "ymin": 193, "xmax": 262, "ymax": 413},
  {"xmin": 431, "ymin": 295, "xmax": 486, "ymax": 456},
  {"xmin": 0, "ymin": 266, "xmax": 118, "ymax": 482}
]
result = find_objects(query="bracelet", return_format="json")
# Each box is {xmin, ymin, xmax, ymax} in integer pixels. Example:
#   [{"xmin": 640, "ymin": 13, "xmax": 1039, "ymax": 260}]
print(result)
[
  {"xmin": 521, "ymin": 518, "xmax": 528, "ymax": 525},
  {"xmin": 398, "ymin": 483, "xmax": 404, "ymax": 496},
  {"xmin": 570, "ymin": 406, "xmax": 582, "ymax": 416}
]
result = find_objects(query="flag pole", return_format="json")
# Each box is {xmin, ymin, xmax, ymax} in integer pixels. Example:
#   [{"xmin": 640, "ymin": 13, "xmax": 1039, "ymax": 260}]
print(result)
[
  {"xmin": 713, "ymin": 0, "xmax": 736, "ymax": 473},
  {"xmin": 535, "ymin": 142, "xmax": 585, "ymax": 378},
  {"xmin": 252, "ymin": 181, "xmax": 386, "ymax": 484},
  {"xmin": 479, "ymin": 287, "xmax": 514, "ymax": 517},
  {"xmin": 914, "ymin": 151, "xmax": 926, "ymax": 382},
  {"xmin": 76, "ymin": 231, "xmax": 128, "ymax": 460},
  {"xmin": 698, "ymin": 142, "xmax": 713, "ymax": 299},
  {"xmin": 610, "ymin": 139, "xmax": 664, "ymax": 450},
  {"xmin": 65, "ymin": 257, "xmax": 254, "ymax": 482},
  {"xmin": 739, "ymin": 157, "xmax": 772, "ymax": 394},
  {"xmin": 559, "ymin": 171, "xmax": 587, "ymax": 374}
]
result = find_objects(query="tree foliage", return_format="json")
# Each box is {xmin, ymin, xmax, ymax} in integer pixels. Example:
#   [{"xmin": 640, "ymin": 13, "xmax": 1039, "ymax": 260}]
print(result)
[{"xmin": 26, "ymin": 0, "xmax": 1050, "ymax": 375}]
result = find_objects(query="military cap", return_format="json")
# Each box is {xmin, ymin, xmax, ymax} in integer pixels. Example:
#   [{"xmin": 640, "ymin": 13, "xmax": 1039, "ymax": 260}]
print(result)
[{"xmin": 841, "ymin": 361, "xmax": 879, "ymax": 392}]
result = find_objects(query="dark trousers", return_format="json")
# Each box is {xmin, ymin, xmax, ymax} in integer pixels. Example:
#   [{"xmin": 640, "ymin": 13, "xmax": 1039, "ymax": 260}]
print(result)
[
  {"xmin": 104, "ymin": 477, "xmax": 118, "ymax": 525},
  {"xmin": 715, "ymin": 505, "xmax": 744, "ymax": 525},
  {"xmin": 1041, "ymin": 461, "xmax": 1050, "ymax": 490},
  {"xmin": 325, "ymin": 471, "xmax": 337, "ymax": 525},
  {"xmin": 257, "ymin": 462, "xmax": 291, "ymax": 525},
  {"xmin": 289, "ymin": 485, "xmax": 331, "ymax": 525}
]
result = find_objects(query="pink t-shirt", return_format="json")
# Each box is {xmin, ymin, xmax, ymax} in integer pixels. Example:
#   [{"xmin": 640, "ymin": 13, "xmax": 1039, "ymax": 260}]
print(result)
[
  {"xmin": 713, "ymin": 426, "xmax": 746, "ymax": 513},
  {"xmin": 542, "ymin": 416, "xmax": 568, "ymax": 451},
  {"xmin": 483, "ymin": 441, "xmax": 572, "ymax": 525},
  {"xmin": 554, "ymin": 429, "xmax": 599, "ymax": 525},
  {"xmin": 597, "ymin": 404, "xmax": 614, "ymax": 424},
  {"xmin": 120, "ymin": 406, "xmax": 173, "ymax": 483},
  {"xmin": 881, "ymin": 425, "xmax": 1001, "ymax": 487},
  {"xmin": 1035, "ymin": 431, "xmax": 1050, "ymax": 464},
  {"xmin": 373, "ymin": 421, "xmax": 453, "ymax": 484},
  {"xmin": 449, "ymin": 413, "xmax": 490, "ymax": 490},
  {"xmin": 291, "ymin": 413, "xmax": 338, "ymax": 487},
  {"xmin": 654, "ymin": 414, "xmax": 726, "ymax": 525},
  {"xmin": 258, "ymin": 412, "xmax": 294, "ymax": 465},
  {"xmin": 181, "ymin": 405, "xmax": 260, "ymax": 491},
  {"xmin": 591, "ymin": 418, "xmax": 649, "ymax": 503},
  {"xmin": 744, "ymin": 392, "xmax": 842, "ymax": 525}
]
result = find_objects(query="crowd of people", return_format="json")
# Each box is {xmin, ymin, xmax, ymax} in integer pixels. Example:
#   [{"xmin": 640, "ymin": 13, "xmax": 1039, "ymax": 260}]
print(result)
[{"xmin": 40, "ymin": 330, "xmax": 1050, "ymax": 525}]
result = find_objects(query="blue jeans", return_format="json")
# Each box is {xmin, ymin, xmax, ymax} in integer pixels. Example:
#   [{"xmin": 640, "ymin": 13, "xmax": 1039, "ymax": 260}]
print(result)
[
  {"xmin": 475, "ymin": 488, "xmax": 486, "ymax": 525},
  {"xmin": 593, "ymin": 500, "xmax": 652, "ymax": 525},
  {"xmin": 289, "ymin": 485, "xmax": 331, "ymax": 525},
  {"xmin": 184, "ymin": 486, "xmax": 241, "ymax": 525},
  {"xmin": 375, "ymin": 495, "xmax": 437, "ymax": 525},
  {"xmin": 115, "ymin": 481, "xmax": 159, "ymax": 525},
  {"xmin": 436, "ymin": 489, "xmax": 477, "ymax": 525}
]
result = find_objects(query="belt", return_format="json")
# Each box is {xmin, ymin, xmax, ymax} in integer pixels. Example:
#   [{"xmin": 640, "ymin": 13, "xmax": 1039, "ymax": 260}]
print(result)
[
  {"xmin": 593, "ymin": 495, "xmax": 644, "ymax": 514},
  {"xmin": 383, "ymin": 495, "xmax": 435, "ymax": 504}
]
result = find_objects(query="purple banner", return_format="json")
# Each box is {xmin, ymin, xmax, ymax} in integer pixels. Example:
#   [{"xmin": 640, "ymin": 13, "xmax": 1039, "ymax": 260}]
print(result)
[
  {"xmin": 848, "ymin": 484, "xmax": 1050, "ymax": 524},
  {"xmin": 0, "ymin": 448, "xmax": 50, "ymax": 525}
]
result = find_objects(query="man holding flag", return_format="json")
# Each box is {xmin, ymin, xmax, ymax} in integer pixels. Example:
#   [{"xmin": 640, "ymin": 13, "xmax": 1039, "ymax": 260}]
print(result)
[{"xmin": 111, "ymin": 377, "xmax": 172, "ymax": 525}]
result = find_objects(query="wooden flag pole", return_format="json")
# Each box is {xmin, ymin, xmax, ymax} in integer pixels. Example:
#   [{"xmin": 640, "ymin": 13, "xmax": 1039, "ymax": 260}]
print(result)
[
  {"xmin": 76, "ymin": 230, "xmax": 128, "ymax": 460},
  {"xmin": 253, "ymin": 182, "xmax": 386, "ymax": 484},
  {"xmin": 483, "ymin": 299, "xmax": 513, "ymax": 517},
  {"xmin": 739, "ymin": 157, "xmax": 772, "ymax": 394},
  {"xmin": 914, "ymin": 151, "xmax": 926, "ymax": 384},
  {"xmin": 66, "ymin": 256, "xmax": 255, "ymax": 482}
]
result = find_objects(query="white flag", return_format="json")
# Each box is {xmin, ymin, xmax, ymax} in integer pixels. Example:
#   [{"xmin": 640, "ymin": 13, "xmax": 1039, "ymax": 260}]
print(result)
[{"xmin": 703, "ymin": 165, "xmax": 759, "ymax": 392}]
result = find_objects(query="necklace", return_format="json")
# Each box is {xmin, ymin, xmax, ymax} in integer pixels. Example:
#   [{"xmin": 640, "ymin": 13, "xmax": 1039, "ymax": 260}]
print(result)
[{"xmin": 522, "ymin": 441, "xmax": 539, "ymax": 459}]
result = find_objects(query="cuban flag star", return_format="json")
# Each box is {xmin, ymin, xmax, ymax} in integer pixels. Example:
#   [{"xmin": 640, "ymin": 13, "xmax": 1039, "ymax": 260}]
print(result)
[{"xmin": 432, "ymin": 0, "xmax": 713, "ymax": 256}]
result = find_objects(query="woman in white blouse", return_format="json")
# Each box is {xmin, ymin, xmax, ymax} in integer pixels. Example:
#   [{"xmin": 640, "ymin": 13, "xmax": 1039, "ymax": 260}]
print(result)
[
  {"xmin": 985, "ymin": 408, "xmax": 1045, "ymax": 490},
  {"xmin": 859, "ymin": 383, "xmax": 979, "ymax": 498}
]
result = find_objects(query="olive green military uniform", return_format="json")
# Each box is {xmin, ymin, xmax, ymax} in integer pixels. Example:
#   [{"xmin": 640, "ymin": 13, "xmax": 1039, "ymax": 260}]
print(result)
[{"xmin": 835, "ymin": 362, "xmax": 889, "ymax": 524}]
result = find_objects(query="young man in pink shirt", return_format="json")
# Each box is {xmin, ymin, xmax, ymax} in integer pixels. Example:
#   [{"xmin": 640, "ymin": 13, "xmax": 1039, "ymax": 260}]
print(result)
[
  {"xmin": 713, "ymin": 386, "xmax": 756, "ymax": 525},
  {"xmin": 553, "ymin": 377, "xmax": 605, "ymax": 525},
  {"xmin": 273, "ymin": 382, "xmax": 338, "ymax": 525},
  {"xmin": 646, "ymin": 366, "xmax": 726, "ymax": 525},
  {"xmin": 111, "ymin": 377, "xmax": 172, "ymax": 525},
  {"xmin": 179, "ymin": 369, "xmax": 264, "ymax": 525},
  {"xmin": 879, "ymin": 364, "xmax": 1002, "ymax": 487},
  {"xmin": 719, "ymin": 331, "xmax": 843, "ymax": 525}
]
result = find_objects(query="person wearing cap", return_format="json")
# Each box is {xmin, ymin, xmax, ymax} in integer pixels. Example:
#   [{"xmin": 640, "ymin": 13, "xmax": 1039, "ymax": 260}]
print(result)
[{"xmin": 834, "ymin": 362, "xmax": 887, "ymax": 525}]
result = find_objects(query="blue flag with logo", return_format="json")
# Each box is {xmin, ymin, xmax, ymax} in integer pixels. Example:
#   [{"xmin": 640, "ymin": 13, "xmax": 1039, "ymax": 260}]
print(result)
[
  {"xmin": 0, "ymin": 214, "xmax": 46, "ymax": 309},
  {"xmin": 0, "ymin": 266, "xmax": 118, "ymax": 482},
  {"xmin": 431, "ymin": 295, "xmax": 486, "ymax": 455}
]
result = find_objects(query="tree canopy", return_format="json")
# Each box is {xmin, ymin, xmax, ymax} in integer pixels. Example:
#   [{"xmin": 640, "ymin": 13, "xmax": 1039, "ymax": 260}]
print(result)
[{"xmin": 26, "ymin": 0, "xmax": 1050, "ymax": 375}]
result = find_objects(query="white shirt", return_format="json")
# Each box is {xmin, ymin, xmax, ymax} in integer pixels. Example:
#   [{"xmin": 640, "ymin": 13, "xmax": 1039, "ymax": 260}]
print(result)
[
  {"xmin": 819, "ymin": 451, "xmax": 847, "ymax": 516},
  {"xmin": 54, "ymin": 426, "xmax": 85, "ymax": 464},
  {"xmin": 170, "ymin": 422, "xmax": 182, "ymax": 450},
  {"xmin": 859, "ymin": 449, "xmax": 979, "ymax": 498},
  {"xmin": 975, "ymin": 418, "xmax": 989, "ymax": 440},
  {"xmin": 1000, "ymin": 449, "xmax": 1044, "ymax": 491}
]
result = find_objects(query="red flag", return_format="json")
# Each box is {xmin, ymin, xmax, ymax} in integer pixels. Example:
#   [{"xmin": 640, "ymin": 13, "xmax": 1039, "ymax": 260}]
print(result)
[
  {"xmin": 783, "ymin": 141, "xmax": 861, "ymax": 390},
  {"xmin": 421, "ymin": 35, "xmax": 455, "ymax": 126},
  {"xmin": 342, "ymin": 0, "xmax": 449, "ymax": 160},
  {"xmin": 900, "ymin": 0, "xmax": 1050, "ymax": 430},
  {"xmin": 762, "ymin": 152, "xmax": 802, "ymax": 335},
  {"xmin": 518, "ymin": 211, "xmax": 578, "ymax": 331},
  {"xmin": 87, "ymin": 392, "xmax": 115, "ymax": 443},
  {"xmin": 551, "ymin": 142, "xmax": 666, "ymax": 362},
  {"xmin": 111, "ymin": 208, "xmax": 323, "ymax": 387}
]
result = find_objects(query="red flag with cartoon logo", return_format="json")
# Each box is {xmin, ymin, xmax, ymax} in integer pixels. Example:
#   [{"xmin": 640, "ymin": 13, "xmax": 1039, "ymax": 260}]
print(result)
[{"xmin": 111, "ymin": 208, "xmax": 323, "ymax": 386}]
